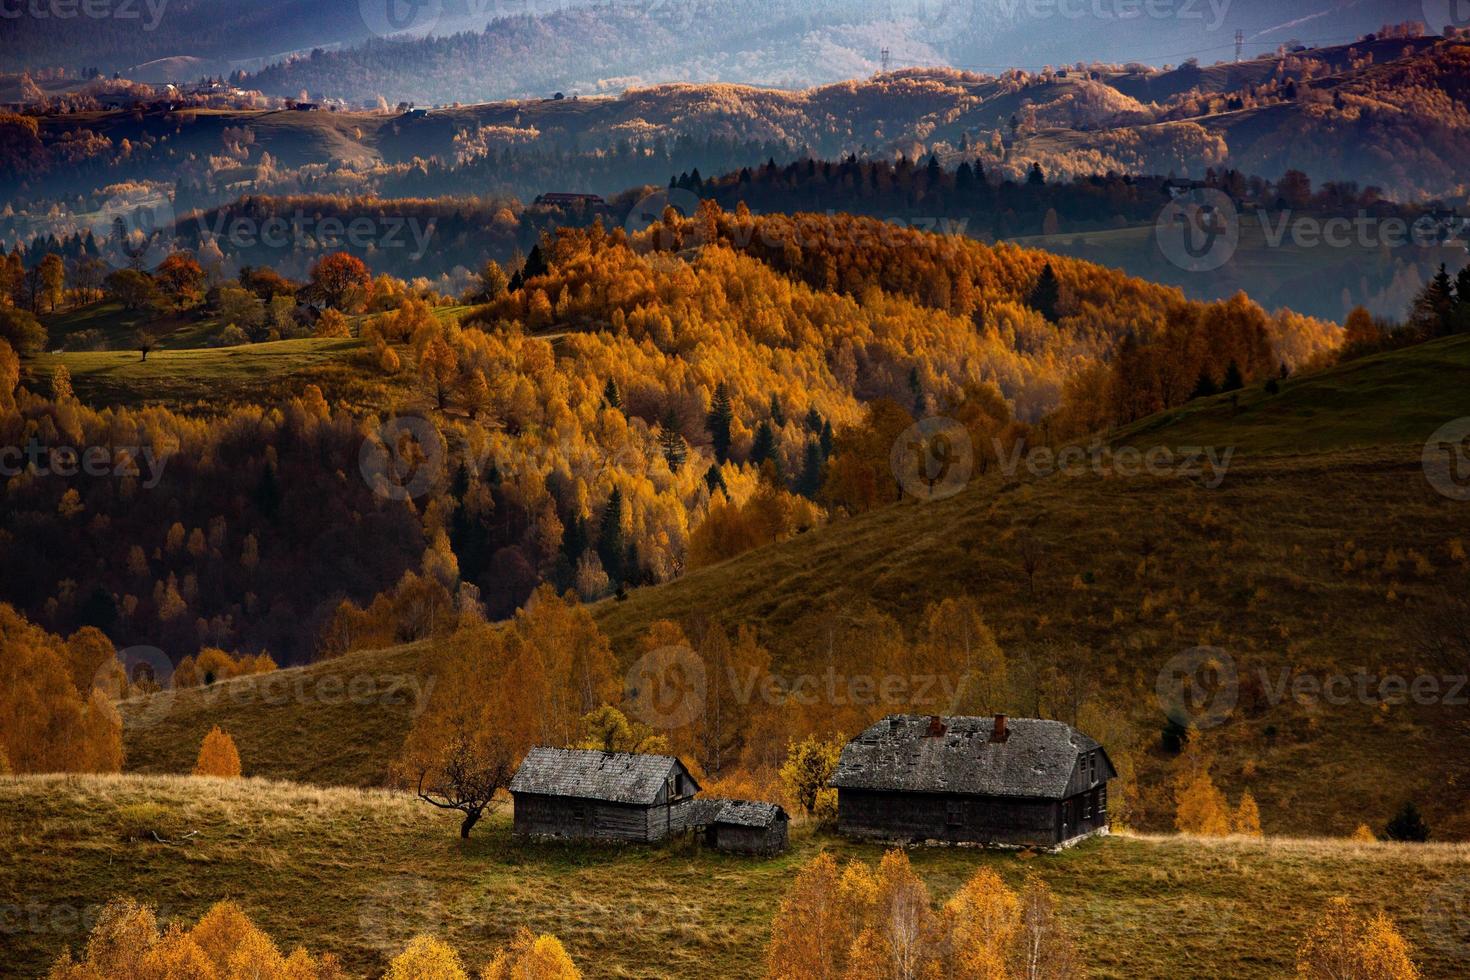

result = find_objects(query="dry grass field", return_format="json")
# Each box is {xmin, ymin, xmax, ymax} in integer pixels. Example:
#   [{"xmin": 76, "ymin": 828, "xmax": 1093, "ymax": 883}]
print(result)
[{"xmin": 2, "ymin": 774, "xmax": 1467, "ymax": 979}]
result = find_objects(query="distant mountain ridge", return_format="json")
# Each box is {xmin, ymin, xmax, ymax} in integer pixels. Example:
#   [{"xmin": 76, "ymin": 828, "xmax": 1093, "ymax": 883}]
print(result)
[{"xmin": 3, "ymin": 0, "xmax": 1432, "ymax": 95}]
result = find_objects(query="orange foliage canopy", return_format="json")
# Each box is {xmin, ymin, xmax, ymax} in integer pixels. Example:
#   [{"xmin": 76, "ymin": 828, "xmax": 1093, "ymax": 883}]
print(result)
[
  {"xmin": 193, "ymin": 725, "xmax": 243, "ymax": 778},
  {"xmin": 0, "ymin": 604, "xmax": 122, "ymax": 774}
]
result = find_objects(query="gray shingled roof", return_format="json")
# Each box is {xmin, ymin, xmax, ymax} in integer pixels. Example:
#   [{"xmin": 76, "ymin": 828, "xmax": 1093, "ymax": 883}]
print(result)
[
  {"xmin": 684, "ymin": 798, "xmax": 787, "ymax": 828},
  {"xmin": 829, "ymin": 715, "xmax": 1101, "ymax": 800},
  {"xmin": 509, "ymin": 747, "xmax": 689, "ymax": 805}
]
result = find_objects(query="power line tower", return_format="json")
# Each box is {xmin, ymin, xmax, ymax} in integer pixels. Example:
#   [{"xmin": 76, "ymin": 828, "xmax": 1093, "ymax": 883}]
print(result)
[
  {"xmin": 1235, "ymin": 30, "xmax": 1244, "ymax": 63},
  {"xmin": 880, "ymin": 47, "xmax": 891, "ymax": 74}
]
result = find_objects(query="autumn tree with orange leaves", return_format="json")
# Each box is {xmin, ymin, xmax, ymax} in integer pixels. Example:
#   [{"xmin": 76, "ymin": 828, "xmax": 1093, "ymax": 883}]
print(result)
[
  {"xmin": 0, "ymin": 604, "xmax": 122, "ymax": 774},
  {"xmin": 307, "ymin": 252, "xmax": 371, "ymax": 310},
  {"xmin": 1296, "ymin": 897, "xmax": 1419, "ymax": 980},
  {"xmin": 194, "ymin": 725, "xmax": 242, "ymax": 778},
  {"xmin": 766, "ymin": 851, "xmax": 1084, "ymax": 980}
]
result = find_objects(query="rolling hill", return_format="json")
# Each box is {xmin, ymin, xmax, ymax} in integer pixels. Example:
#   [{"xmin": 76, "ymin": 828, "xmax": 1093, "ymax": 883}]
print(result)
[{"xmin": 119, "ymin": 334, "xmax": 1470, "ymax": 845}]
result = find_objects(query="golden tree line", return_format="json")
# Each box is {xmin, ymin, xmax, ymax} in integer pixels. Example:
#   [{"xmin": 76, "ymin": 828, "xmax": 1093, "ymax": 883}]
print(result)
[
  {"xmin": 765, "ymin": 850, "xmax": 1084, "ymax": 980},
  {"xmin": 0, "ymin": 603, "xmax": 122, "ymax": 774},
  {"xmin": 766, "ymin": 848, "xmax": 1421, "ymax": 980},
  {"xmin": 4, "ymin": 206, "xmax": 1342, "ymax": 660},
  {"xmin": 47, "ymin": 897, "xmax": 580, "ymax": 980},
  {"xmin": 391, "ymin": 584, "xmax": 1147, "ymax": 831}
]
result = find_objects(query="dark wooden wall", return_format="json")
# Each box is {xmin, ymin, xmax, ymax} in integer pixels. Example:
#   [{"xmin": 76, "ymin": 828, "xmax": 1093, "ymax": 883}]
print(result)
[
  {"xmin": 708, "ymin": 820, "xmax": 788, "ymax": 856},
  {"xmin": 837, "ymin": 789, "xmax": 1064, "ymax": 846},
  {"xmin": 512, "ymin": 792, "xmax": 687, "ymax": 843}
]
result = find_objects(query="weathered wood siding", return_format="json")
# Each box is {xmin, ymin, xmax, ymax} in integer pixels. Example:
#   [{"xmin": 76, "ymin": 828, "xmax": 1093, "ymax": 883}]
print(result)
[
  {"xmin": 708, "ymin": 820, "xmax": 788, "ymax": 856},
  {"xmin": 836, "ymin": 789, "xmax": 1062, "ymax": 846},
  {"xmin": 1058, "ymin": 785, "xmax": 1108, "ymax": 842},
  {"xmin": 512, "ymin": 792, "xmax": 688, "ymax": 843}
]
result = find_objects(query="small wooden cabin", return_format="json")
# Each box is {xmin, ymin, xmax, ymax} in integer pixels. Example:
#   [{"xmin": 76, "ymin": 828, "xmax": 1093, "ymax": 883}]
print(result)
[
  {"xmin": 685, "ymin": 799, "xmax": 789, "ymax": 856},
  {"xmin": 509, "ymin": 747, "xmax": 700, "ymax": 843},
  {"xmin": 830, "ymin": 714, "xmax": 1116, "ymax": 848}
]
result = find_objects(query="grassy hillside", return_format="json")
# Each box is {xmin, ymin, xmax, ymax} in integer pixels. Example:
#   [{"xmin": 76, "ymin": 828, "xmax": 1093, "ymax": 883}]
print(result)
[
  {"xmin": 3, "ymin": 774, "xmax": 1467, "ymax": 979},
  {"xmin": 24, "ymin": 305, "xmax": 472, "ymax": 410},
  {"xmin": 1115, "ymin": 334, "xmax": 1470, "ymax": 455},
  {"xmin": 23, "ymin": 338, "xmax": 395, "ymax": 412},
  {"xmin": 121, "ymin": 336, "xmax": 1470, "ymax": 841},
  {"xmin": 1013, "ymin": 208, "xmax": 1467, "ymax": 322}
]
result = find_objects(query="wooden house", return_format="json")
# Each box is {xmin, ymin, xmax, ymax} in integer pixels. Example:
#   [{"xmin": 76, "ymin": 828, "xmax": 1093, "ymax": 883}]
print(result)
[
  {"xmin": 684, "ymin": 799, "xmax": 788, "ymax": 856},
  {"xmin": 509, "ymin": 747, "xmax": 700, "ymax": 843},
  {"xmin": 830, "ymin": 714, "xmax": 1115, "ymax": 848}
]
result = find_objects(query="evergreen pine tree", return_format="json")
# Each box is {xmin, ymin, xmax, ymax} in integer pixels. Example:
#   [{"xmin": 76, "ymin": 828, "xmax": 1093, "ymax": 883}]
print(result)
[
  {"xmin": 704, "ymin": 463, "xmax": 726, "ymax": 496},
  {"xmin": 1191, "ymin": 371, "xmax": 1218, "ymax": 400},
  {"xmin": 1029, "ymin": 262, "xmax": 1061, "ymax": 322},
  {"xmin": 1410, "ymin": 263, "xmax": 1455, "ymax": 337},
  {"xmin": 1221, "ymin": 360, "xmax": 1245, "ymax": 392},
  {"xmin": 749, "ymin": 420, "xmax": 776, "ymax": 467},
  {"xmin": 798, "ymin": 440, "xmax": 824, "ymax": 499},
  {"xmin": 602, "ymin": 377, "xmax": 621, "ymax": 410},
  {"xmin": 769, "ymin": 393, "xmax": 786, "ymax": 427},
  {"xmin": 659, "ymin": 408, "xmax": 687, "ymax": 471},
  {"xmin": 706, "ymin": 381, "xmax": 734, "ymax": 463},
  {"xmin": 1384, "ymin": 800, "xmax": 1429, "ymax": 842},
  {"xmin": 597, "ymin": 488, "xmax": 626, "ymax": 585}
]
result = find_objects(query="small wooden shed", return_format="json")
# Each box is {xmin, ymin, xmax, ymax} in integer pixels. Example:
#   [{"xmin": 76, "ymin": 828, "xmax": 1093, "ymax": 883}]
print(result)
[
  {"xmin": 685, "ymin": 799, "xmax": 789, "ymax": 856},
  {"xmin": 509, "ymin": 747, "xmax": 700, "ymax": 843}
]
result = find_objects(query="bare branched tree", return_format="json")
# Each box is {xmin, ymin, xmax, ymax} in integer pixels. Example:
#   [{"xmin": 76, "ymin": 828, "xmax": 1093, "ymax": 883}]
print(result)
[{"xmin": 415, "ymin": 730, "xmax": 515, "ymax": 839}]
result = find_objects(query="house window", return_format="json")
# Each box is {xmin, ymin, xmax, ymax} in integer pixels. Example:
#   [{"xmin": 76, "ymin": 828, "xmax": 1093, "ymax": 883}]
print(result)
[{"xmin": 946, "ymin": 801, "xmax": 967, "ymax": 826}]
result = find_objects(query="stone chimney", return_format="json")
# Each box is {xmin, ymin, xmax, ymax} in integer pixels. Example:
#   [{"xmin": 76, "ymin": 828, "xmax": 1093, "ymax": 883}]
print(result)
[{"xmin": 991, "ymin": 714, "xmax": 1009, "ymax": 743}]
